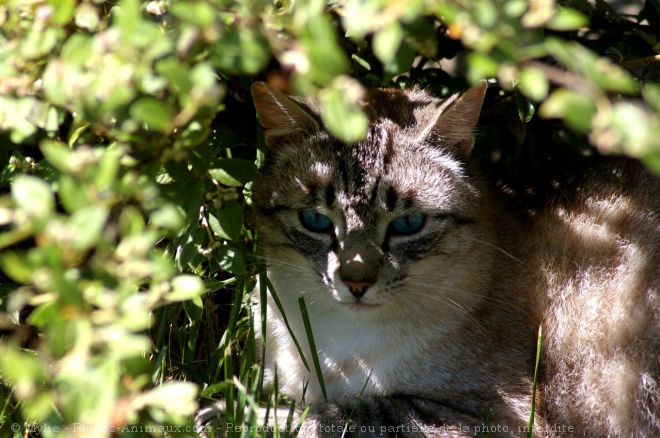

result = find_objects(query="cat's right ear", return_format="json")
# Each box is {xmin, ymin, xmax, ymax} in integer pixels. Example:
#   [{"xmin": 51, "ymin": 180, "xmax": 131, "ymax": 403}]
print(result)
[
  {"xmin": 251, "ymin": 82, "xmax": 320, "ymax": 149},
  {"xmin": 418, "ymin": 81, "xmax": 487, "ymax": 157}
]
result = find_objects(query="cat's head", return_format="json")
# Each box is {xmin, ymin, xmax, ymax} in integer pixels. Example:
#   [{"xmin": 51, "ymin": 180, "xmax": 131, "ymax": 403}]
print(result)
[{"xmin": 251, "ymin": 81, "xmax": 490, "ymax": 318}]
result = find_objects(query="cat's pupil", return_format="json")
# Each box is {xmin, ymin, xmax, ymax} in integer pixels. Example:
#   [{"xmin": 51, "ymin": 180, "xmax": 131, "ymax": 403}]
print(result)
[
  {"xmin": 389, "ymin": 213, "xmax": 425, "ymax": 236},
  {"xmin": 299, "ymin": 210, "xmax": 333, "ymax": 233}
]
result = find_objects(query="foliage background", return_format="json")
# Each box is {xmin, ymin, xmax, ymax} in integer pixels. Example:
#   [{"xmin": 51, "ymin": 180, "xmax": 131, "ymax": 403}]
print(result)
[{"xmin": 0, "ymin": 0, "xmax": 658, "ymax": 437}]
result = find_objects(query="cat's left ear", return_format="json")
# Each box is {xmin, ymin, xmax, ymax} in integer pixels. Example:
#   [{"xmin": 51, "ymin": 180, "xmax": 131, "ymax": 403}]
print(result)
[
  {"xmin": 251, "ymin": 82, "xmax": 320, "ymax": 149},
  {"xmin": 425, "ymin": 81, "xmax": 487, "ymax": 157}
]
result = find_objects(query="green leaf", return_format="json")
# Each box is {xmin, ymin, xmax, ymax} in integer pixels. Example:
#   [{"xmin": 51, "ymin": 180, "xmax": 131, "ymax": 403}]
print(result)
[
  {"xmin": 67, "ymin": 119, "xmax": 90, "ymax": 148},
  {"xmin": 57, "ymin": 344, "xmax": 118, "ymax": 424},
  {"xmin": 519, "ymin": 67, "xmax": 549, "ymax": 101},
  {"xmin": 94, "ymin": 145, "xmax": 123, "ymax": 191},
  {"xmin": 643, "ymin": 152, "xmax": 660, "ymax": 174},
  {"xmin": 61, "ymin": 34, "xmax": 94, "ymax": 67},
  {"xmin": 59, "ymin": 174, "xmax": 91, "ymax": 213},
  {"xmin": 175, "ymin": 227, "xmax": 204, "ymax": 270},
  {"xmin": 208, "ymin": 200, "xmax": 244, "ymax": 241},
  {"xmin": 319, "ymin": 79, "xmax": 368, "ymax": 143},
  {"xmin": 20, "ymin": 28, "xmax": 60, "ymax": 60},
  {"xmin": 210, "ymin": 26, "xmax": 270, "ymax": 75},
  {"xmin": 12, "ymin": 175, "xmax": 54, "ymax": 219},
  {"xmin": 115, "ymin": 0, "xmax": 142, "ymax": 44},
  {"xmin": 119, "ymin": 294, "xmax": 151, "ymax": 331},
  {"xmin": 183, "ymin": 295, "xmax": 204, "ymax": 323},
  {"xmin": 643, "ymin": 84, "xmax": 660, "ymax": 112},
  {"xmin": 74, "ymin": 3, "xmax": 100, "ymax": 31},
  {"xmin": 170, "ymin": 1, "xmax": 216, "ymax": 28},
  {"xmin": 515, "ymin": 89, "xmax": 536, "ymax": 123},
  {"xmin": 216, "ymin": 245, "xmax": 246, "ymax": 274},
  {"xmin": 0, "ymin": 345, "xmax": 49, "ymax": 389},
  {"xmin": 136, "ymin": 382, "xmax": 198, "ymax": 416},
  {"xmin": 118, "ymin": 205, "xmax": 146, "ymax": 237},
  {"xmin": 373, "ymin": 22, "xmax": 403, "ymax": 65},
  {"xmin": 179, "ymin": 121, "xmax": 210, "ymax": 148},
  {"xmin": 546, "ymin": 7, "xmax": 588, "ymax": 31},
  {"xmin": 27, "ymin": 301, "xmax": 66, "ymax": 329},
  {"xmin": 150, "ymin": 204, "xmax": 185, "ymax": 233},
  {"xmin": 211, "ymin": 129, "xmax": 240, "ymax": 150},
  {"xmin": 467, "ymin": 53, "xmax": 500, "ymax": 83},
  {"xmin": 383, "ymin": 40, "xmax": 416, "ymax": 77},
  {"xmin": 539, "ymin": 89, "xmax": 595, "ymax": 133},
  {"xmin": 40, "ymin": 140, "xmax": 73, "ymax": 173},
  {"xmin": 611, "ymin": 102, "xmax": 654, "ymax": 156},
  {"xmin": 300, "ymin": 15, "xmax": 350, "ymax": 84},
  {"xmin": 0, "ymin": 251, "xmax": 34, "ymax": 284},
  {"xmin": 169, "ymin": 275, "xmax": 205, "ymax": 302},
  {"xmin": 544, "ymin": 38, "xmax": 637, "ymax": 94},
  {"xmin": 157, "ymin": 59, "xmax": 193, "ymax": 96},
  {"xmin": 68, "ymin": 206, "xmax": 108, "ymax": 251},
  {"xmin": 208, "ymin": 159, "xmax": 257, "ymax": 187},
  {"xmin": 48, "ymin": 0, "xmax": 76, "ymax": 24},
  {"xmin": 164, "ymin": 160, "xmax": 190, "ymax": 181},
  {"xmin": 129, "ymin": 98, "xmax": 177, "ymax": 133}
]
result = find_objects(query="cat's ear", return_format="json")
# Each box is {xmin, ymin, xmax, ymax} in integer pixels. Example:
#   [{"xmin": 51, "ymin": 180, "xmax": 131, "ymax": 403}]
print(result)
[
  {"xmin": 422, "ymin": 81, "xmax": 487, "ymax": 157},
  {"xmin": 251, "ymin": 82, "xmax": 320, "ymax": 149}
]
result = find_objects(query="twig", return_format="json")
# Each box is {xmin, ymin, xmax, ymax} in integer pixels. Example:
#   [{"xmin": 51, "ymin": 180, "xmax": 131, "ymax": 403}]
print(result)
[
  {"xmin": 619, "ymin": 54, "xmax": 660, "ymax": 69},
  {"xmin": 523, "ymin": 61, "xmax": 594, "ymax": 93}
]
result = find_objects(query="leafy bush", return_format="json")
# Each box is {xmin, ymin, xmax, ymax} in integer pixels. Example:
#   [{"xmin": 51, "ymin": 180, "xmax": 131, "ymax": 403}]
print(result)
[{"xmin": 0, "ymin": 0, "xmax": 658, "ymax": 437}]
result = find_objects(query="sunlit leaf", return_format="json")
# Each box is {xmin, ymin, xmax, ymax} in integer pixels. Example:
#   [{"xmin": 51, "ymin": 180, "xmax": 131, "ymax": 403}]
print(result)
[
  {"xmin": 68, "ymin": 206, "xmax": 108, "ymax": 251},
  {"xmin": 169, "ymin": 275, "xmax": 206, "ymax": 301},
  {"xmin": 373, "ymin": 22, "xmax": 403, "ymax": 65},
  {"xmin": 12, "ymin": 175, "xmax": 54, "ymax": 219},
  {"xmin": 519, "ymin": 67, "xmax": 549, "ymax": 101},
  {"xmin": 319, "ymin": 80, "xmax": 368, "ymax": 143},
  {"xmin": 216, "ymin": 245, "xmax": 246, "ymax": 274},
  {"xmin": 208, "ymin": 159, "xmax": 257, "ymax": 187},
  {"xmin": 129, "ymin": 98, "xmax": 177, "ymax": 133},
  {"xmin": 546, "ymin": 7, "xmax": 588, "ymax": 31},
  {"xmin": 539, "ymin": 89, "xmax": 595, "ymax": 133}
]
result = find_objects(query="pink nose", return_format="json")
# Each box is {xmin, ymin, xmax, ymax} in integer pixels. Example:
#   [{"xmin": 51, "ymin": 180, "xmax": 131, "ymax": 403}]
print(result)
[{"xmin": 343, "ymin": 280, "xmax": 374, "ymax": 298}]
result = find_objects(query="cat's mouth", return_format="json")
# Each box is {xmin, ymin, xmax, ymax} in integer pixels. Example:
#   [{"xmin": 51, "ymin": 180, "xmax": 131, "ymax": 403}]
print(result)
[{"xmin": 340, "ymin": 300, "xmax": 381, "ymax": 311}]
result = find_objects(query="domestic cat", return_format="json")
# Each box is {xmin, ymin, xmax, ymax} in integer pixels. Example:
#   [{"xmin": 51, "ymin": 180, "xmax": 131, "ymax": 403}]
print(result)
[{"xmin": 197, "ymin": 81, "xmax": 660, "ymax": 437}]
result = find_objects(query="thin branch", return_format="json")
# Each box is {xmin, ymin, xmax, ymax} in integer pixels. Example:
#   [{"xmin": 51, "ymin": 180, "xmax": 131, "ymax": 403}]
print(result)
[
  {"xmin": 618, "ymin": 54, "xmax": 660, "ymax": 69},
  {"xmin": 523, "ymin": 61, "xmax": 594, "ymax": 93}
]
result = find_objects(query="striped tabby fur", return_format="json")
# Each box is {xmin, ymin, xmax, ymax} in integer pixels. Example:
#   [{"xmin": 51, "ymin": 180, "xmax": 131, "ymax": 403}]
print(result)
[{"xmin": 198, "ymin": 82, "xmax": 660, "ymax": 437}]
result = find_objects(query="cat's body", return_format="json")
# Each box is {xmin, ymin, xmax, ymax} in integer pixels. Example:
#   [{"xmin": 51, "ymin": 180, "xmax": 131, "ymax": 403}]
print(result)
[
  {"xmin": 198, "ymin": 82, "xmax": 660, "ymax": 437},
  {"xmin": 524, "ymin": 158, "xmax": 660, "ymax": 435}
]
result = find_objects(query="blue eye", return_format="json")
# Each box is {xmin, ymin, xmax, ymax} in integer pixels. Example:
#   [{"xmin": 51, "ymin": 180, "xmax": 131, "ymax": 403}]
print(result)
[
  {"xmin": 299, "ymin": 210, "xmax": 333, "ymax": 233},
  {"xmin": 389, "ymin": 213, "xmax": 425, "ymax": 236}
]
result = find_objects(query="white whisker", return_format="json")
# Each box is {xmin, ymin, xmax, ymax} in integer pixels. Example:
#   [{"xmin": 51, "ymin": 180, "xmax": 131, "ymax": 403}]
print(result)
[{"xmin": 468, "ymin": 238, "xmax": 528, "ymax": 267}]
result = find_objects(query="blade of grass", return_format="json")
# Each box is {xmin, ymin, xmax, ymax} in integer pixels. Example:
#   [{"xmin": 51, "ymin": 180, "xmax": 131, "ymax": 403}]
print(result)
[
  {"xmin": 264, "ymin": 277, "xmax": 310, "ymax": 371},
  {"xmin": 527, "ymin": 325, "xmax": 543, "ymax": 438},
  {"xmin": 480, "ymin": 410, "xmax": 493, "ymax": 437},
  {"xmin": 258, "ymin": 272, "xmax": 268, "ymax": 392},
  {"xmin": 231, "ymin": 377, "xmax": 262, "ymax": 438},
  {"xmin": 213, "ymin": 274, "xmax": 247, "ymax": 382},
  {"xmin": 298, "ymin": 296, "xmax": 327, "ymax": 401},
  {"xmin": 224, "ymin": 344, "xmax": 236, "ymax": 435},
  {"xmin": 294, "ymin": 405, "xmax": 310, "ymax": 435},
  {"xmin": 151, "ymin": 345, "xmax": 167, "ymax": 385}
]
